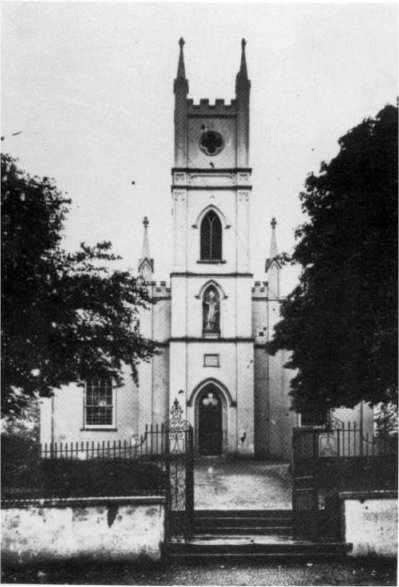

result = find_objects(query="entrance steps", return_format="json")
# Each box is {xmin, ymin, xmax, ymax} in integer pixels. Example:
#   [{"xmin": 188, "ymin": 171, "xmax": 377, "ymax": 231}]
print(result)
[
  {"xmin": 194, "ymin": 509, "xmax": 293, "ymax": 535},
  {"xmin": 165, "ymin": 510, "xmax": 352, "ymax": 562}
]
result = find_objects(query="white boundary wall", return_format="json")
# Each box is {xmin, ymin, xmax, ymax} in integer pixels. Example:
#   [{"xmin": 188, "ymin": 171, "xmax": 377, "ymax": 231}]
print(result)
[
  {"xmin": 340, "ymin": 491, "xmax": 397, "ymax": 558},
  {"xmin": 1, "ymin": 496, "xmax": 165, "ymax": 564}
]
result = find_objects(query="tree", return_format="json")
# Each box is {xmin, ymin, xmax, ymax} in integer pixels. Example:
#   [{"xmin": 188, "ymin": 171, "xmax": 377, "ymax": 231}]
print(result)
[
  {"xmin": 374, "ymin": 402, "xmax": 398, "ymax": 438},
  {"xmin": 1, "ymin": 153, "xmax": 156, "ymax": 418},
  {"xmin": 266, "ymin": 105, "xmax": 398, "ymax": 415}
]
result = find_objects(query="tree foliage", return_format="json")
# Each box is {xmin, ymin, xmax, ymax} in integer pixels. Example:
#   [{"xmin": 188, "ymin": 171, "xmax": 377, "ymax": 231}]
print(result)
[
  {"xmin": 1, "ymin": 153, "xmax": 156, "ymax": 418},
  {"xmin": 266, "ymin": 105, "xmax": 398, "ymax": 413},
  {"xmin": 374, "ymin": 402, "xmax": 398, "ymax": 438}
]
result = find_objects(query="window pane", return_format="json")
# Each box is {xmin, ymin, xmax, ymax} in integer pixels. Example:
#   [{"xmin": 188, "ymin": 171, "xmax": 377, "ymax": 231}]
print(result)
[
  {"xmin": 210, "ymin": 214, "xmax": 222, "ymax": 259},
  {"xmin": 201, "ymin": 215, "xmax": 211, "ymax": 259},
  {"xmin": 201, "ymin": 211, "xmax": 222, "ymax": 260},
  {"xmin": 85, "ymin": 378, "xmax": 113, "ymax": 426},
  {"xmin": 86, "ymin": 407, "xmax": 112, "ymax": 426}
]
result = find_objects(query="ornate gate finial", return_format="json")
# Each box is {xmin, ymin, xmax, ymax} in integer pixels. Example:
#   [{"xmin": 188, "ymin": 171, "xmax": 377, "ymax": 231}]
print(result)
[
  {"xmin": 171, "ymin": 398, "xmax": 183, "ymax": 419},
  {"xmin": 166, "ymin": 398, "xmax": 190, "ymax": 432}
]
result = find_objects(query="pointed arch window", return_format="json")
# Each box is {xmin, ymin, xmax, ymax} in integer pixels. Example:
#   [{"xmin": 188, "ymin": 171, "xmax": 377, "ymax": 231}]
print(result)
[
  {"xmin": 200, "ymin": 211, "xmax": 222, "ymax": 261},
  {"xmin": 203, "ymin": 286, "xmax": 220, "ymax": 338}
]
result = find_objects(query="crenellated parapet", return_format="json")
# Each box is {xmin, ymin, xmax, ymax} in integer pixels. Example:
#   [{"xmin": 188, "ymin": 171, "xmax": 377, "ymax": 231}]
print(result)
[
  {"xmin": 187, "ymin": 98, "xmax": 237, "ymax": 117},
  {"xmin": 149, "ymin": 281, "xmax": 171, "ymax": 300},
  {"xmin": 251, "ymin": 281, "xmax": 268, "ymax": 299},
  {"xmin": 173, "ymin": 39, "xmax": 250, "ymax": 169}
]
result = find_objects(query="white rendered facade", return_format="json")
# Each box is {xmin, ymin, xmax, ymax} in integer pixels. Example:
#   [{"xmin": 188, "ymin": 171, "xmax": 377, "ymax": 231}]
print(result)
[{"xmin": 40, "ymin": 40, "xmax": 373, "ymax": 459}]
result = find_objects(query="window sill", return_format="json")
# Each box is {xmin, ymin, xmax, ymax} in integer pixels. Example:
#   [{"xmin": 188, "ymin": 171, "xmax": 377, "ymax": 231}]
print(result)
[
  {"xmin": 197, "ymin": 260, "xmax": 226, "ymax": 264},
  {"xmin": 80, "ymin": 428, "xmax": 118, "ymax": 432}
]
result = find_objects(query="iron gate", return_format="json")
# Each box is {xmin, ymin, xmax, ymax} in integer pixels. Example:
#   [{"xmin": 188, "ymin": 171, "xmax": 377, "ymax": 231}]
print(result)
[
  {"xmin": 164, "ymin": 399, "xmax": 194, "ymax": 540},
  {"xmin": 292, "ymin": 423, "xmax": 398, "ymax": 540},
  {"xmin": 37, "ymin": 399, "xmax": 194, "ymax": 540},
  {"xmin": 292, "ymin": 427, "xmax": 319, "ymax": 539}
]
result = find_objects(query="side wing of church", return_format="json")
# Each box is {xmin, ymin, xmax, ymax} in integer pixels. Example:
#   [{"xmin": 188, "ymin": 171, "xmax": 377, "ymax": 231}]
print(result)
[{"xmin": 40, "ymin": 40, "xmax": 373, "ymax": 459}]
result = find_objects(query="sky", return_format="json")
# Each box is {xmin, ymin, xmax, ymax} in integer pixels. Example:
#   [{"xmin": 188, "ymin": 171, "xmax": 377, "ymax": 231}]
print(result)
[{"xmin": 2, "ymin": 2, "xmax": 397, "ymax": 294}]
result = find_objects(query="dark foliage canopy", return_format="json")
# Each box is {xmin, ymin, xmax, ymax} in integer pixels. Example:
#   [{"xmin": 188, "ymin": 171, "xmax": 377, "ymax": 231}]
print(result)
[
  {"xmin": 266, "ymin": 105, "xmax": 398, "ymax": 413},
  {"xmin": 1, "ymin": 153, "xmax": 156, "ymax": 418}
]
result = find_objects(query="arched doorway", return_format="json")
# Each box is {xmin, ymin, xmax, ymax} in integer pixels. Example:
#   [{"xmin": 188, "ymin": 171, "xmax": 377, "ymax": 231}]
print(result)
[{"xmin": 198, "ymin": 386, "xmax": 223, "ymax": 455}]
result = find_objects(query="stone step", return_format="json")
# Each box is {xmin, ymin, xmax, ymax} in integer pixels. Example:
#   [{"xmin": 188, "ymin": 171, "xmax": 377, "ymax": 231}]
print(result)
[
  {"xmin": 168, "ymin": 540, "xmax": 349, "ymax": 554},
  {"xmin": 194, "ymin": 509, "xmax": 293, "ymax": 534},
  {"xmin": 164, "ymin": 539, "xmax": 352, "ymax": 562},
  {"xmin": 194, "ymin": 509, "xmax": 293, "ymax": 518},
  {"xmin": 195, "ymin": 516, "xmax": 292, "ymax": 525},
  {"xmin": 165, "ymin": 551, "xmax": 350, "ymax": 563},
  {"xmin": 195, "ymin": 517, "xmax": 293, "ymax": 525},
  {"xmin": 194, "ymin": 526, "xmax": 293, "ymax": 535}
]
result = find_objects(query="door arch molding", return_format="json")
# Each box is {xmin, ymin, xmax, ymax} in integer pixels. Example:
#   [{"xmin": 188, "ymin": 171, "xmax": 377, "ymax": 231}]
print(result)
[
  {"xmin": 187, "ymin": 378, "xmax": 236, "ymax": 408},
  {"xmin": 192, "ymin": 205, "xmax": 231, "ymax": 230},
  {"xmin": 195, "ymin": 383, "xmax": 226, "ymax": 456},
  {"xmin": 195, "ymin": 280, "xmax": 228, "ymax": 300}
]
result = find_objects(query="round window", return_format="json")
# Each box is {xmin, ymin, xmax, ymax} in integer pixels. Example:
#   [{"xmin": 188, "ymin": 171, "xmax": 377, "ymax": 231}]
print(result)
[{"xmin": 199, "ymin": 131, "xmax": 224, "ymax": 156}]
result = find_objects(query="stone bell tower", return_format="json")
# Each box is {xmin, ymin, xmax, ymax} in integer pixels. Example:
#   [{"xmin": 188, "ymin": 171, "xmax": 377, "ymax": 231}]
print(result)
[{"xmin": 169, "ymin": 39, "xmax": 255, "ymax": 455}]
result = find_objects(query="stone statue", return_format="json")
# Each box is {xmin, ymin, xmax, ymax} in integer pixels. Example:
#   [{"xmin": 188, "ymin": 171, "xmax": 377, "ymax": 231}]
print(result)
[{"xmin": 204, "ymin": 289, "xmax": 219, "ymax": 332}]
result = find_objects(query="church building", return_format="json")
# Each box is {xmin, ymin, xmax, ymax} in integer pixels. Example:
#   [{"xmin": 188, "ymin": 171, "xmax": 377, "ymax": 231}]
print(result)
[
  {"xmin": 40, "ymin": 39, "xmax": 372, "ymax": 459},
  {"xmin": 135, "ymin": 39, "xmax": 296, "ymax": 458},
  {"xmin": 40, "ymin": 39, "xmax": 296, "ymax": 459}
]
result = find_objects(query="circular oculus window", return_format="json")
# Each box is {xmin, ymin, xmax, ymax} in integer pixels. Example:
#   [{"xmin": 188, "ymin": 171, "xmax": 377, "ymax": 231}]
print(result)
[{"xmin": 199, "ymin": 131, "xmax": 224, "ymax": 156}]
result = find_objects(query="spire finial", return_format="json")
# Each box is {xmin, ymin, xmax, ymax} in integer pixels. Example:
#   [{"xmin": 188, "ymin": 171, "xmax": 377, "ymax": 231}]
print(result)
[
  {"xmin": 239, "ymin": 38, "xmax": 248, "ymax": 78},
  {"xmin": 236, "ymin": 38, "xmax": 249, "ymax": 95},
  {"xmin": 269, "ymin": 217, "xmax": 278, "ymax": 259},
  {"xmin": 174, "ymin": 37, "xmax": 189, "ymax": 95},
  {"xmin": 142, "ymin": 217, "xmax": 150, "ymax": 256},
  {"xmin": 265, "ymin": 217, "xmax": 281, "ymax": 278},
  {"xmin": 176, "ymin": 37, "xmax": 186, "ymax": 79},
  {"xmin": 138, "ymin": 216, "xmax": 153, "ymax": 280}
]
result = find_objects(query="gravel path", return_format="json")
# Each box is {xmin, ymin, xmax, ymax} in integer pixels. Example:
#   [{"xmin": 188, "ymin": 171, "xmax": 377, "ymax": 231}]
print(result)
[
  {"xmin": 2, "ymin": 559, "xmax": 396, "ymax": 585},
  {"xmin": 194, "ymin": 458, "xmax": 292, "ymax": 509}
]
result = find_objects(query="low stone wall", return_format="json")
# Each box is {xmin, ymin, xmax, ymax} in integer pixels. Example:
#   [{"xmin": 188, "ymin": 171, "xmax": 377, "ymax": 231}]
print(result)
[
  {"xmin": 1, "ymin": 495, "xmax": 165, "ymax": 564},
  {"xmin": 340, "ymin": 491, "xmax": 397, "ymax": 558}
]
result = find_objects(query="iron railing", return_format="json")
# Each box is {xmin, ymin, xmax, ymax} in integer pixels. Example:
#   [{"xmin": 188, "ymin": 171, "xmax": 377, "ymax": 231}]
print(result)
[
  {"xmin": 294, "ymin": 423, "xmax": 397, "ymax": 460},
  {"xmin": 292, "ymin": 424, "xmax": 397, "ymax": 540},
  {"xmin": 2, "ymin": 400, "xmax": 194, "ymax": 540},
  {"xmin": 40, "ymin": 425, "xmax": 170, "ymax": 460}
]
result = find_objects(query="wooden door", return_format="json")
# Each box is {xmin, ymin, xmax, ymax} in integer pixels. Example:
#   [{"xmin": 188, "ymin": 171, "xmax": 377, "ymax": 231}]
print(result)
[{"xmin": 198, "ymin": 390, "xmax": 222, "ymax": 455}]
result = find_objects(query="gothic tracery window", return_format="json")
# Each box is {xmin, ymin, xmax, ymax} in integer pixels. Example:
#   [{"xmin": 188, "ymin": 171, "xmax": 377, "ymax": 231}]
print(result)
[
  {"xmin": 200, "ymin": 211, "xmax": 222, "ymax": 260},
  {"xmin": 199, "ymin": 131, "xmax": 224, "ymax": 156},
  {"xmin": 203, "ymin": 286, "xmax": 220, "ymax": 337}
]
